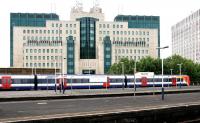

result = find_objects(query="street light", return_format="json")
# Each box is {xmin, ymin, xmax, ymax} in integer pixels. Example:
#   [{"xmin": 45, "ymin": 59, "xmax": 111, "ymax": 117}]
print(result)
[
  {"xmin": 177, "ymin": 63, "xmax": 182, "ymax": 88},
  {"xmin": 156, "ymin": 46, "xmax": 169, "ymax": 100},
  {"xmin": 170, "ymin": 69, "xmax": 173, "ymax": 75},
  {"xmin": 121, "ymin": 62, "xmax": 124, "ymax": 90},
  {"xmin": 134, "ymin": 60, "xmax": 137, "ymax": 92},
  {"xmin": 54, "ymin": 60, "xmax": 57, "ymax": 92},
  {"xmin": 62, "ymin": 57, "xmax": 66, "ymax": 94}
]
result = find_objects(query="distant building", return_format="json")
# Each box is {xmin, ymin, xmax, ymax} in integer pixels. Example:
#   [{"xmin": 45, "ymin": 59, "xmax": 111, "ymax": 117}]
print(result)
[
  {"xmin": 12, "ymin": 4, "xmax": 159, "ymax": 74},
  {"xmin": 172, "ymin": 9, "xmax": 200, "ymax": 63},
  {"xmin": 10, "ymin": 13, "xmax": 59, "ymax": 67},
  {"xmin": 114, "ymin": 15, "xmax": 160, "ymax": 57}
]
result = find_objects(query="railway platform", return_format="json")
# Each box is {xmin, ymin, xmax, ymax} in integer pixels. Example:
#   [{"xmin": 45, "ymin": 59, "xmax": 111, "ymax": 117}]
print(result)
[{"xmin": 0, "ymin": 86, "xmax": 200, "ymax": 102}]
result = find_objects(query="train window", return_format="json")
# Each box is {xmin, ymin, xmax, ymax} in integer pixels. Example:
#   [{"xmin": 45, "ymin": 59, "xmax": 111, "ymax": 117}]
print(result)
[
  {"xmin": 163, "ymin": 78, "xmax": 169, "ymax": 82},
  {"xmin": 67, "ymin": 79, "xmax": 89, "ymax": 83},
  {"xmin": 128, "ymin": 79, "xmax": 134, "ymax": 82},
  {"xmin": 110, "ymin": 79, "xmax": 123, "ymax": 83},
  {"xmin": 0, "ymin": 79, "xmax": 1, "ymax": 84},
  {"xmin": 148, "ymin": 78, "xmax": 153, "ymax": 82},
  {"xmin": 81, "ymin": 79, "xmax": 89, "ymax": 83},
  {"xmin": 48, "ymin": 79, "xmax": 55, "ymax": 83},
  {"xmin": 177, "ymin": 78, "xmax": 180, "ymax": 82},
  {"xmin": 22, "ymin": 79, "xmax": 34, "ymax": 84},
  {"xmin": 154, "ymin": 78, "xmax": 162, "ymax": 82},
  {"xmin": 38, "ymin": 79, "xmax": 47, "ymax": 83},
  {"xmin": 12, "ymin": 79, "xmax": 33, "ymax": 84},
  {"xmin": 71, "ymin": 79, "xmax": 80, "ymax": 83}
]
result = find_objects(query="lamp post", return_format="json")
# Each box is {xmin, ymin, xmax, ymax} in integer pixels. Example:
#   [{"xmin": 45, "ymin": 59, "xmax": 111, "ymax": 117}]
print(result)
[
  {"xmin": 121, "ymin": 62, "xmax": 124, "ymax": 90},
  {"xmin": 62, "ymin": 58, "xmax": 66, "ymax": 94},
  {"xmin": 54, "ymin": 60, "xmax": 57, "ymax": 92},
  {"xmin": 177, "ymin": 63, "xmax": 182, "ymax": 88},
  {"xmin": 134, "ymin": 60, "xmax": 137, "ymax": 92},
  {"xmin": 170, "ymin": 69, "xmax": 173, "ymax": 75},
  {"xmin": 156, "ymin": 46, "xmax": 169, "ymax": 100}
]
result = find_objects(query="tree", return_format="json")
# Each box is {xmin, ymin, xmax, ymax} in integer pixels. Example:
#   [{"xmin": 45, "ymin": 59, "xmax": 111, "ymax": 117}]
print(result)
[{"xmin": 108, "ymin": 55, "xmax": 200, "ymax": 84}]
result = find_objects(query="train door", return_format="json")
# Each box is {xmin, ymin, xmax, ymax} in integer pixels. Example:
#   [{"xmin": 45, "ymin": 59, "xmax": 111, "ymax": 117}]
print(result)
[
  {"xmin": 141, "ymin": 77, "xmax": 148, "ymax": 87},
  {"xmin": 2, "ymin": 76, "xmax": 12, "ymax": 89},
  {"xmin": 172, "ymin": 77, "xmax": 176, "ymax": 86}
]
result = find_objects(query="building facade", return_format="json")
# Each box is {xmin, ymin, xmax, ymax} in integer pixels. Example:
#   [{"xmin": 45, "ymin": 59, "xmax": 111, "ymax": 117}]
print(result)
[
  {"xmin": 12, "ymin": 5, "xmax": 159, "ymax": 74},
  {"xmin": 172, "ymin": 9, "xmax": 200, "ymax": 63},
  {"xmin": 10, "ymin": 13, "xmax": 59, "ymax": 67}
]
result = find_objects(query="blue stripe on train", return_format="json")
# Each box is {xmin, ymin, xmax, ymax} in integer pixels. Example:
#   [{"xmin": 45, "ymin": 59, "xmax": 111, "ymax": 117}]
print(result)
[{"xmin": 8, "ymin": 83, "xmax": 187, "ymax": 90}]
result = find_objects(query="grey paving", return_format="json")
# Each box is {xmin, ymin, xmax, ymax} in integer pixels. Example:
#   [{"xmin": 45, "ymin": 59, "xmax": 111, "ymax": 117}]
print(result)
[
  {"xmin": 0, "ymin": 86, "xmax": 200, "ymax": 99},
  {"xmin": 0, "ymin": 92, "xmax": 200, "ymax": 122}
]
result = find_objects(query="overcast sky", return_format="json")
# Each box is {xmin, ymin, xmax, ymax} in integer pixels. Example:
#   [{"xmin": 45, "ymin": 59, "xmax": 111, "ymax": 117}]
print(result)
[{"xmin": 0, "ymin": 0, "xmax": 199, "ymax": 67}]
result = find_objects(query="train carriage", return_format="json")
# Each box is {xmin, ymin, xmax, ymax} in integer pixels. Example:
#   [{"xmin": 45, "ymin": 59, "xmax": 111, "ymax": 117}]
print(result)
[{"xmin": 0, "ymin": 73, "xmax": 190, "ymax": 90}]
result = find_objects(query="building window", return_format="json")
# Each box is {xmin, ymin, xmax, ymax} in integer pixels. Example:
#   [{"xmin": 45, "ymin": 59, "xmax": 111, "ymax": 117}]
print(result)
[
  {"xmin": 122, "ymin": 49, "xmax": 125, "ymax": 53},
  {"xmin": 132, "ymin": 31, "xmax": 134, "ymax": 35},
  {"xmin": 107, "ymin": 24, "xmax": 109, "ymax": 28},
  {"xmin": 99, "ymin": 24, "xmax": 102, "ymax": 28},
  {"xmin": 43, "ymin": 56, "xmax": 45, "ymax": 60},
  {"xmin": 124, "ymin": 31, "xmax": 127, "ymax": 35},
  {"xmin": 34, "ymin": 49, "xmax": 37, "ymax": 53},
  {"xmin": 23, "ymin": 30, "xmax": 26, "ymax": 34},
  {"xmin": 126, "ymin": 49, "xmax": 128, "ymax": 53}
]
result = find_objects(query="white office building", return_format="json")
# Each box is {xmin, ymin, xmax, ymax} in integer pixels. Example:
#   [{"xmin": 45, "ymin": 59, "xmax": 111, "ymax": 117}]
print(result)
[
  {"xmin": 13, "ymin": 4, "xmax": 160, "ymax": 74},
  {"xmin": 172, "ymin": 9, "xmax": 200, "ymax": 63}
]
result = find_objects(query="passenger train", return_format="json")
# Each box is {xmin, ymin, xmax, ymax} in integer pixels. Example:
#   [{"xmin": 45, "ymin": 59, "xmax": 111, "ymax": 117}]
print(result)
[{"xmin": 0, "ymin": 72, "xmax": 190, "ymax": 90}]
